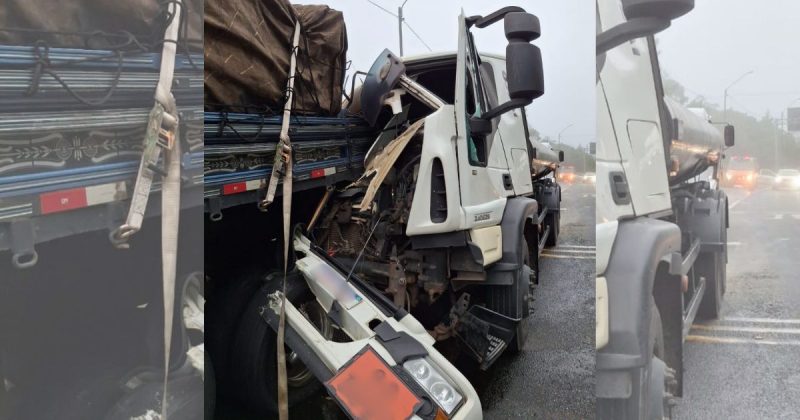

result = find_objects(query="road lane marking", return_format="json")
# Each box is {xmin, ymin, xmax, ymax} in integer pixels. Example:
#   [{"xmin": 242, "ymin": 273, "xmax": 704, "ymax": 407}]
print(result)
[
  {"xmin": 540, "ymin": 254, "xmax": 594, "ymax": 260},
  {"xmin": 543, "ymin": 249, "xmax": 596, "ymax": 254},
  {"xmin": 686, "ymin": 335, "xmax": 800, "ymax": 346},
  {"xmin": 728, "ymin": 194, "xmax": 750, "ymax": 209},
  {"xmin": 722, "ymin": 317, "xmax": 800, "ymax": 325},
  {"xmin": 691, "ymin": 324, "xmax": 800, "ymax": 335}
]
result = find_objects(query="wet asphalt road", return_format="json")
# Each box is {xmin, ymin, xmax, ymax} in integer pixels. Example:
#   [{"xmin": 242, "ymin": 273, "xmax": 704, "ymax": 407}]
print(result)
[
  {"xmin": 675, "ymin": 186, "xmax": 800, "ymax": 419},
  {"xmin": 475, "ymin": 182, "xmax": 596, "ymax": 419}
]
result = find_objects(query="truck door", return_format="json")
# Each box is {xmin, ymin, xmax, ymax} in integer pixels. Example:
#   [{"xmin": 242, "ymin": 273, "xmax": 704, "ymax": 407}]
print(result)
[
  {"xmin": 455, "ymin": 13, "xmax": 509, "ymax": 229},
  {"xmin": 597, "ymin": 2, "xmax": 671, "ymax": 218}
]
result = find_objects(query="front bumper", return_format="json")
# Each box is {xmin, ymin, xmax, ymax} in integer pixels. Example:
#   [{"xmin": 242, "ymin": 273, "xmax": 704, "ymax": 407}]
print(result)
[{"xmin": 262, "ymin": 232, "xmax": 482, "ymax": 420}]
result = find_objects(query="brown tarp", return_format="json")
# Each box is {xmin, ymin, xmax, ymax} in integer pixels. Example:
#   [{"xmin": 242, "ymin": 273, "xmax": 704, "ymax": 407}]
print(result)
[
  {"xmin": 204, "ymin": 0, "xmax": 347, "ymax": 116},
  {"xmin": 0, "ymin": 0, "xmax": 203, "ymax": 50}
]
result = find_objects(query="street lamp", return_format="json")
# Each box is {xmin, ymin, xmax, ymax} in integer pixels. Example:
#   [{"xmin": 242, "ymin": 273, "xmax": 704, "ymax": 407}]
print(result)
[
  {"xmin": 723, "ymin": 70, "xmax": 754, "ymax": 121},
  {"xmin": 557, "ymin": 123, "xmax": 574, "ymax": 144}
]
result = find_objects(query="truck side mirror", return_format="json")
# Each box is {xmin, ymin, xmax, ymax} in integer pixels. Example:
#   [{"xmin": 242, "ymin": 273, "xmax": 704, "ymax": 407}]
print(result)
[
  {"xmin": 724, "ymin": 125, "xmax": 735, "ymax": 147},
  {"xmin": 622, "ymin": 0, "xmax": 695, "ymax": 21},
  {"xmin": 505, "ymin": 13, "xmax": 544, "ymax": 103},
  {"xmin": 597, "ymin": 0, "xmax": 694, "ymax": 55},
  {"xmin": 558, "ymin": 150, "xmax": 565, "ymax": 162},
  {"xmin": 482, "ymin": 12, "xmax": 544, "ymax": 120}
]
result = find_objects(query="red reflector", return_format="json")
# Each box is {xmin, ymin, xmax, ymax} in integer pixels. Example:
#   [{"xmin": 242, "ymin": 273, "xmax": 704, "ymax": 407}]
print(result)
[
  {"xmin": 222, "ymin": 182, "xmax": 246, "ymax": 195},
  {"xmin": 40, "ymin": 188, "xmax": 88, "ymax": 214},
  {"xmin": 326, "ymin": 347, "xmax": 421, "ymax": 420},
  {"xmin": 311, "ymin": 168, "xmax": 326, "ymax": 179}
]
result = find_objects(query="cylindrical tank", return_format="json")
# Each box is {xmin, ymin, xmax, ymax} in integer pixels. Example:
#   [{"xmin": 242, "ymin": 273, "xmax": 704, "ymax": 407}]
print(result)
[
  {"xmin": 663, "ymin": 96, "xmax": 724, "ymax": 182},
  {"xmin": 531, "ymin": 138, "xmax": 560, "ymax": 177}
]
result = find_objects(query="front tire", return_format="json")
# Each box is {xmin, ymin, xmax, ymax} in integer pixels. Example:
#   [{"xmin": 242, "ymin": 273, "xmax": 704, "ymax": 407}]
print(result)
[
  {"xmin": 597, "ymin": 303, "xmax": 672, "ymax": 420},
  {"xmin": 229, "ymin": 272, "xmax": 332, "ymax": 415},
  {"xmin": 508, "ymin": 240, "xmax": 534, "ymax": 353}
]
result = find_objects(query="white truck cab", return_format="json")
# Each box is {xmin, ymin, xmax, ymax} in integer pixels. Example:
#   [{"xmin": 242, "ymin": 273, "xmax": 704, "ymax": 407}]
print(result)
[{"xmin": 596, "ymin": 0, "xmax": 732, "ymax": 419}]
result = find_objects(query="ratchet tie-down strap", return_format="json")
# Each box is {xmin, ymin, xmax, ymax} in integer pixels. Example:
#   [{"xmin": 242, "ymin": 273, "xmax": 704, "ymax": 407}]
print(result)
[
  {"xmin": 260, "ymin": 20, "xmax": 301, "ymax": 420},
  {"xmin": 110, "ymin": 1, "xmax": 184, "ymax": 419}
]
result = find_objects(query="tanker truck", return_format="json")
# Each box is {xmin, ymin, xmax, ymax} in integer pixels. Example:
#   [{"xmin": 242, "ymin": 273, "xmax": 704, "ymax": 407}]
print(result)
[{"xmin": 595, "ymin": 0, "xmax": 734, "ymax": 418}]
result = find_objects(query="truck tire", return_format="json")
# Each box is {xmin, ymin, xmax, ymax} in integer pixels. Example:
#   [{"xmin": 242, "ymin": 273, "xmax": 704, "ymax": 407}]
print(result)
[
  {"xmin": 205, "ymin": 271, "xmax": 264, "ymax": 398},
  {"xmin": 229, "ymin": 272, "xmax": 332, "ymax": 415},
  {"xmin": 508, "ymin": 240, "xmax": 533, "ymax": 353},
  {"xmin": 696, "ymin": 252, "xmax": 724, "ymax": 320},
  {"xmin": 597, "ymin": 303, "xmax": 671, "ymax": 420},
  {"xmin": 544, "ymin": 209, "xmax": 559, "ymax": 247}
]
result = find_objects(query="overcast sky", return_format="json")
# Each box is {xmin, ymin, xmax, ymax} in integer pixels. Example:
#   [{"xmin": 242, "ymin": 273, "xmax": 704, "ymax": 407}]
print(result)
[
  {"xmin": 657, "ymin": 0, "xmax": 800, "ymax": 120},
  {"xmin": 312, "ymin": 0, "xmax": 595, "ymax": 147}
]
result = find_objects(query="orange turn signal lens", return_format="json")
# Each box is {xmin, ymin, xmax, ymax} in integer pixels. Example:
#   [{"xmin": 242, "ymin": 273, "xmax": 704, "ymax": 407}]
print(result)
[{"xmin": 326, "ymin": 347, "xmax": 421, "ymax": 420}]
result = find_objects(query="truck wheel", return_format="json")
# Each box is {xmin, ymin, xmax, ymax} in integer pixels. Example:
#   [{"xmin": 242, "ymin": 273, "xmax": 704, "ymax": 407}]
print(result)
[
  {"xmin": 509, "ymin": 241, "xmax": 533, "ymax": 353},
  {"xmin": 205, "ymin": 271, "xmax": 264, "ymax": 398},
  {"xmin": 229, "ymin": 272, "xmax": 333, "ymax": 415},
  {"xmin": 544, "ymin": 210, "xmax": 559, "ymax": 247},
  {"xmin": 598, "ymin": 303, "xmax": 673, "ymax": 420},
  {"xmin": 696, "ymin": 252, "xmax": 724, "ymax": 320}
]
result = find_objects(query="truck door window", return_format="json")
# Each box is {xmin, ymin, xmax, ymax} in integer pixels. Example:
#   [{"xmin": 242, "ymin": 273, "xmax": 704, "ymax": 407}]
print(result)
[{"xmin": 465, "ymin": 31, "xmax": 488, "ymax": 167}]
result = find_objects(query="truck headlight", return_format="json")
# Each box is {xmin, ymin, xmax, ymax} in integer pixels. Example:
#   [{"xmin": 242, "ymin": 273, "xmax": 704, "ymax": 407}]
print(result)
[
  {"xmin": 746, "ymin": 173, "xmax": 753, "ymax": 181},
  {"xmin": 403, "ymin": 358, "xmax": 463, "ymax": 415}
]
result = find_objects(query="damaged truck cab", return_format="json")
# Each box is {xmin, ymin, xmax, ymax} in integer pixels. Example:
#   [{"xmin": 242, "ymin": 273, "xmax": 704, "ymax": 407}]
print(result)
[{"xmin": 262, "ymin": 6, "xmax": 561, "ymax": 419}]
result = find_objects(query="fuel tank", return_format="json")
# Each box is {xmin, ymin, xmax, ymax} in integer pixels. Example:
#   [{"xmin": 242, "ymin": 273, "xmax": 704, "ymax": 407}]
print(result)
[{"xmin": 664, "ymin": 96, "xmax": 724, "ymax": 183}]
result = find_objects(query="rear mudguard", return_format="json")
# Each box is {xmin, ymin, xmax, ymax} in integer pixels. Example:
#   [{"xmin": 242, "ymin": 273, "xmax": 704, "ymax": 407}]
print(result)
[{"xmin": 596, "ymin": 217, "xmax": 680, "ymax": 399}]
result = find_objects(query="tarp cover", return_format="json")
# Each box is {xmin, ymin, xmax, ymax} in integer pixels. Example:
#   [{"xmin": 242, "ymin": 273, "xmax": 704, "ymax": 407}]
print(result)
[
  {"xmin": 204, "ymin": 0, "xmax": 347, "ymax": 116},
  {"xmin": 0, "ymin": 0, "xmax": 203, "ymax": 51}
]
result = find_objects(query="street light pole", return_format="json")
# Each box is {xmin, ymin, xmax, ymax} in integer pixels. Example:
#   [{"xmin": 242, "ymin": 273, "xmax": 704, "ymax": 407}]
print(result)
[
  {"xmin": 723, "ymin": 70, "xmax": 754, "ymax": 121},
  {"xmin": 398, "ymin": 0, "xmax": 409, "ymax": 56},
  {"xmin": 398, "ymin": 6, "xmax": 403, "ymax": 56}
]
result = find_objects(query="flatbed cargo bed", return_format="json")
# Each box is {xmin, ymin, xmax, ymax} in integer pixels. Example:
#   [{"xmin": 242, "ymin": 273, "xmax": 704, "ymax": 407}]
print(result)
[
  {"xmin": 203, "ymin": 112, "xmax": 378, "ymax": 216},
  {"xmin": 0, "ymin": 44, "xmax": 203, "ymax": 259}
]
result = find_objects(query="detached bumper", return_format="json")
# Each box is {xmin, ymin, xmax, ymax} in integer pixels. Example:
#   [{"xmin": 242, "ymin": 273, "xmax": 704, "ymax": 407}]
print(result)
[{"xmin": 261, "ymin": 232, "xmax": 482, "ymax": 420}]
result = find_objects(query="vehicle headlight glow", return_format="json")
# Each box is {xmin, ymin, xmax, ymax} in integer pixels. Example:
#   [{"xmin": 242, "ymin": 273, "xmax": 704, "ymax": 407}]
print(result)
[
  {"xmin": 793, "ymin": 177, "xmax": 800, "ymax": 187},
  {"xmin": 746, "ymin": 173, "xmax": 753, "ymax": 181},
  {"xmin": 776, "ymin": 176, "xmax": 784, "ymax": 183},
  {"xmin": 726, "ymin": 173, "xmax": 733, "ymax": 180},
  {"xmin": 403, "ymin": 358, "xmax": 463, "ymax": 415}
]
